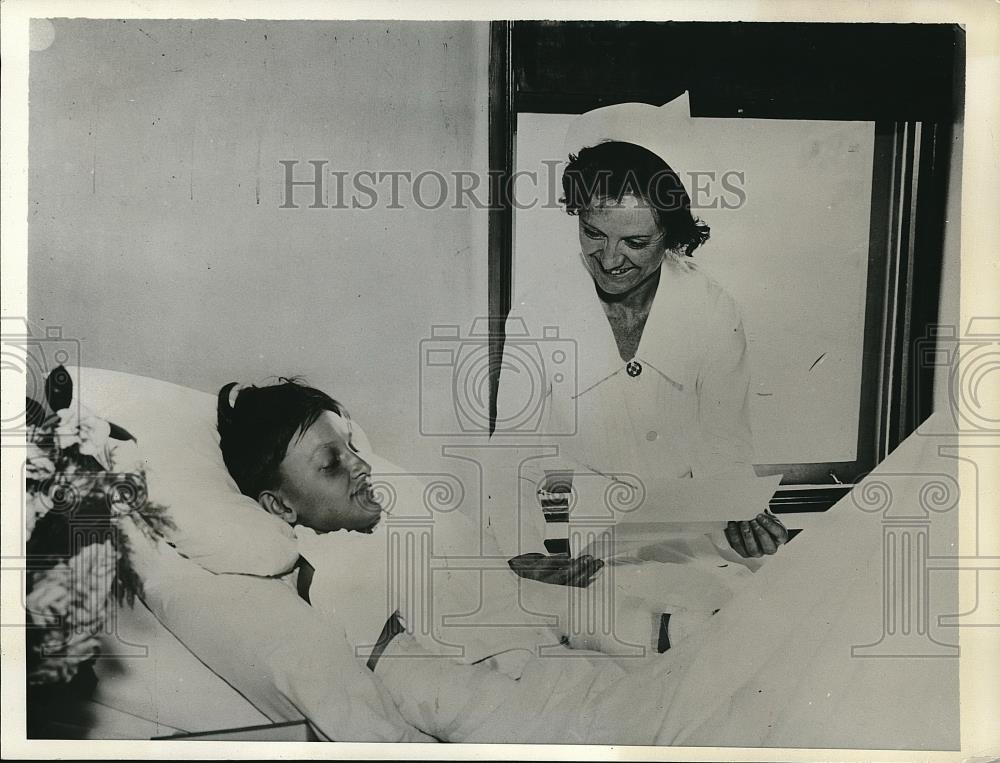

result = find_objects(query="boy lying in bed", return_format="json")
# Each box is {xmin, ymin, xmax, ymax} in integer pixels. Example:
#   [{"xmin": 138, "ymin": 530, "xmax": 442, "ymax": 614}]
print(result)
[{"xmin": 216, "ymin": 378, "xmax": 788, "ymax": 742}]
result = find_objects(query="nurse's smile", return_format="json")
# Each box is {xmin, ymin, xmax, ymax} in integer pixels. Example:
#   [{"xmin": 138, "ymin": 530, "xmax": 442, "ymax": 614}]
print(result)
[{"xmin": 578, "ymin": 195, "xmax": 667, "ymax": 297}]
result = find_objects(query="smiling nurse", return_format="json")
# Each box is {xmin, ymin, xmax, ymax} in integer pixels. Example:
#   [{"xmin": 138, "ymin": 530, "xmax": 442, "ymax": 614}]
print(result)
[
  {"xmin": 494, "ymin": 138, "xmax": 787, "ymax": 567},
  {"xmin": 567, "ymin": 141, "xmax": 711, "ymax": 372}
]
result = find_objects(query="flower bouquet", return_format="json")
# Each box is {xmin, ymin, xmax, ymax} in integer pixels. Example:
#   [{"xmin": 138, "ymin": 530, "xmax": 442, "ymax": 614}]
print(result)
[{"xmin": 24, "ymin": 365, "xmax": 173, "ymax": 699}]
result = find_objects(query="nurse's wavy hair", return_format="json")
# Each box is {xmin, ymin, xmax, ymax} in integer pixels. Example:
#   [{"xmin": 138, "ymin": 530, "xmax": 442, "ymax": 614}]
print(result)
[
  {"xmin": 217, "ymin": 378, "xmax": 349, "ymax": 500},
  {"xmin": 561, "ymin": 140, "xmax": 711, "ymax": 257}
]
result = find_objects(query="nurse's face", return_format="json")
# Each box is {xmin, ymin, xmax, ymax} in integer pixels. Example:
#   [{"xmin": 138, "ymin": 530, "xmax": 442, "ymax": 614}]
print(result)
[{"xmin": 578, "ymin": 195, "xmax": 667, "ymax": 296}]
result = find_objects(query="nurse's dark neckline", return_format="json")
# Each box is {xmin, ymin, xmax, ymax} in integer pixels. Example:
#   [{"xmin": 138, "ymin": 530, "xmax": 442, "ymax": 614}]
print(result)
[{"xmin": 595, "ymin": 266, "xmax": 662, "ymax": 363}]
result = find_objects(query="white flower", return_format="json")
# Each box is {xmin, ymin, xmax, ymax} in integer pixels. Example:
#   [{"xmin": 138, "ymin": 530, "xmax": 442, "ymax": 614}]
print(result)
[
  {"xmin": 25, "ymin": 443, "xmax": 56, "ymax": 482},
  {"xmin": 26, "ymin": 564, "xmax": 72, "ymax": 626},
  {"xmin": 56, "ymin": 407, "xmax": 111, "ymax": 467}
]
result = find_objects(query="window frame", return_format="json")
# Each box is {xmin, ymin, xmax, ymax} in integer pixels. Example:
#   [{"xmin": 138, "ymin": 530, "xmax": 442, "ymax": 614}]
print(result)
[{"xmin": 488, "ymin": 21, "xmax": 962, "ymax": 512}]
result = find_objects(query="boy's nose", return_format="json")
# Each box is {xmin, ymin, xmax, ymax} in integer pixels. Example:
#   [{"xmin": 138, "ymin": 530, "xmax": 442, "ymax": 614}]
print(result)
[{"xmin": 347, "ymin": 450, "xmax": 371, "ymax": 476}]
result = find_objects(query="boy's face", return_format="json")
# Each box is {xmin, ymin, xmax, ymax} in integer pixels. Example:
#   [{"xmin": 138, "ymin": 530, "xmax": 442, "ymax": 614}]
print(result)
[{"xmin": 275, "ymin": 410, "xmax": 382, "ymax": 533}]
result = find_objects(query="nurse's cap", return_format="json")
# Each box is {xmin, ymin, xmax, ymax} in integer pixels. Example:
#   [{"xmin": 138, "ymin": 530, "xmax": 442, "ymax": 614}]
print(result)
[{"xmin": 561, "ymin": 91, "xmax": 717, "ymax": 195}]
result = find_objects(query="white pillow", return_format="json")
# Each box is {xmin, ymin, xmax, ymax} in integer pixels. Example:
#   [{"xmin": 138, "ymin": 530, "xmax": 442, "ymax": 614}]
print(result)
[{"xmin": 71, "ymin": 368, "xmax": 300, "ymax": 575}]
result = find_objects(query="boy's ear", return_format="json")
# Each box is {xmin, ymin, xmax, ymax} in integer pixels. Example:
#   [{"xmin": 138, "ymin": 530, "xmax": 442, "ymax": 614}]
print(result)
[{"xmin": 258, "ymin": 490, "xmax": 297, "ymax": 525}]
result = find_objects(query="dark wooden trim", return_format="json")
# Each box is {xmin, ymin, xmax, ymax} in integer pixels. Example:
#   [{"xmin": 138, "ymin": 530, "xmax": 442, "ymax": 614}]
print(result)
[
  {"xmin": 515, "ymin": 90, "xmax": 673, "ymax": 115},
  {"xmin": 906, "ymin": 120, "xmax": 955, "ymax": 435},
  {"xmin": 866, "ymin": 122, "xmax": 899, "ymax": 471},
  {"xmin": 906, "ymin": 29, "xmax": 963, "ymax": 436},
  {"xmin": 877, "ymin": 121, "xmax": 951, "ymax": 458},
  {"xmin": 488, "ymin": 20, "xmax": 515, "ymax": 434},
  {"xmin": 879, "ymin": 121, "xmax": 915, "ymax": 459},
  {"xmin": 768, "ymin": 486, "xmax": 854, "ymax": 514},
  {"xmin": 512, "ymin": 22, "xmax": 960, "ymax": 122}
]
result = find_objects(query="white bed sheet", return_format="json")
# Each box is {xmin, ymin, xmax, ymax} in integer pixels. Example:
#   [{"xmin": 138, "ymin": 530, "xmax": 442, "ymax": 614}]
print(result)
[{"xmin": 369, "ymin": 414, "xmax": 960, "ymax": 748}]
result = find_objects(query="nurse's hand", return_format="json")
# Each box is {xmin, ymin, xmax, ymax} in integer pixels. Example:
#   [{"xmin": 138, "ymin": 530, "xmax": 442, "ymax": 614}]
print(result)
[
  {"xmin": 725, "ymin": 512, "xmax": 788, "ymax": 558},
  {"xmin": 508, "ymin": 553, "xmax": 604, "ymax": 587}
]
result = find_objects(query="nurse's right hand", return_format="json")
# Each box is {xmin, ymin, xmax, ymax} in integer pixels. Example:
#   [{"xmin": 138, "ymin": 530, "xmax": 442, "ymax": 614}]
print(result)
[{"xmin": 508, "ymin": 553, "xmax": 604, "ymax": 587}]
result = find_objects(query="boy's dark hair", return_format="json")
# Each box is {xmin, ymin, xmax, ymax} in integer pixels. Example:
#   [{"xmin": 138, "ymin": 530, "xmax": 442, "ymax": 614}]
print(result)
[
  {"xmin": 561, "ymin": 140, "xmax": 711, "ymax": 256},
  {"xmin": 217, "ymin": 378, "xmax": 348, "ymax": 499}
]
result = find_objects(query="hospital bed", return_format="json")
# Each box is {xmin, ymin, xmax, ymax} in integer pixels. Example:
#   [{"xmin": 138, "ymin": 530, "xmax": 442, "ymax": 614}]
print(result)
[{"xmin": 28, "ymin": 368, "xmax": 960, "ymax": 747}]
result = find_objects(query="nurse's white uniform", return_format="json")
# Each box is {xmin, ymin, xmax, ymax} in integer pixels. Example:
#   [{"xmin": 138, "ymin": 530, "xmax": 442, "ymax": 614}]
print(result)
[{"xmin": 488, "ymin": 253, "xmax": 758, "ymax": 558}]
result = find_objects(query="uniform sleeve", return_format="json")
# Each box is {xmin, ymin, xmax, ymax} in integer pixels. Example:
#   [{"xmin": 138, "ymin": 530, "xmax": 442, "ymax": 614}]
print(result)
[{"xmin": 694, "ymin": 290, "xmax": 756, "ymax": 479}]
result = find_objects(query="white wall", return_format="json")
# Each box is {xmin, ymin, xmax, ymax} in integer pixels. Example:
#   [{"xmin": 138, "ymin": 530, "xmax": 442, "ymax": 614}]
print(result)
[{"xmin": 28, "ymin": 20, "xmax": 489, "ymax": 468}]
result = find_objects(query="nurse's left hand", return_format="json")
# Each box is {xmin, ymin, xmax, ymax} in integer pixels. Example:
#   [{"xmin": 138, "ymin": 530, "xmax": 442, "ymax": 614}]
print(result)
[{"xmin": 725, "ymin": 512, "xmax": 788, "ymax": 558}]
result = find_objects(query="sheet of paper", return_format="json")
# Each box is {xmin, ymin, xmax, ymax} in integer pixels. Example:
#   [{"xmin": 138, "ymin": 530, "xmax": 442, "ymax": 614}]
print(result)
[
  {"xmin": 566, "ymin": 473, "xmax": 782, "ymax": 523},
  {"xmin": 569, "ymin": 474, "xmax": 783, "ymax": 560},
  {"xmin": 625, "ymin": 473, "xmax": 783, "ymax": 523}
]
